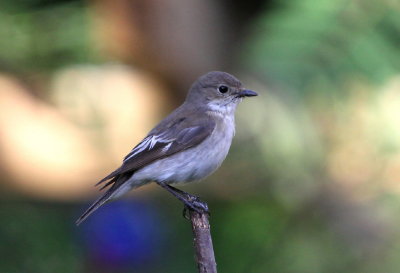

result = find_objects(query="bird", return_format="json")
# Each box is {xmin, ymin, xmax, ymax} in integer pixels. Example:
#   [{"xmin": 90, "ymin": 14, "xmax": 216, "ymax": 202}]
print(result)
[{"xmin": 76, "ymin": 71, "xmax": 257, "ymax": 225}]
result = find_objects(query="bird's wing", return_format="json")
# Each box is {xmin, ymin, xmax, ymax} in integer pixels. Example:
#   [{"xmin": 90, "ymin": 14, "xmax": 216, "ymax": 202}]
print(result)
[{"xmin": 96, "ymin": 116, "xmax": 216, "ymax": 189}]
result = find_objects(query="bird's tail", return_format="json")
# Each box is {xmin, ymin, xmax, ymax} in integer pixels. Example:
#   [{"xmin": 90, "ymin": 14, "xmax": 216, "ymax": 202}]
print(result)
[
  {"xmin": 76, "ymin": 173, "xmax": 142, "ymax": 225},
  {"xmin": 75, "ymin": 188, "xmax": 114, "ymax": 226}
]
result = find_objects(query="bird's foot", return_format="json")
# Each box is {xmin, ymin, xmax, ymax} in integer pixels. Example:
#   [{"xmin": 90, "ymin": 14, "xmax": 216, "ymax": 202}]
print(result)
[{"xmin": 182, "ymin": 195, "xmax": 209, "ymax": 219}]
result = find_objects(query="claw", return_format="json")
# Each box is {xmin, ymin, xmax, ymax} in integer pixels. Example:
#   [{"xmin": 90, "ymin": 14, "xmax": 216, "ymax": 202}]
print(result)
[{"xmin": 181, "ymin": 196, "xmax": 210, "ymax": 219}]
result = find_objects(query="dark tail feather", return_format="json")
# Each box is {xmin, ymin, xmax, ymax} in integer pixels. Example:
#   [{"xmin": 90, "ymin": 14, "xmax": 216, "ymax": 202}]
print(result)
[
  {"xmin": 95, "ymin": 167, "xmax": 121, "ymax": 186},
  {"xmin": 99, "ymin": 177, "xmax": 116, "ymax": 191},
  {"xmin": 75, "ymin": 190, "xmax": 114, "ymax": 226},
  {"xmin": 77, "ymin": 173, "xmax": 134, "ymax": 225}
]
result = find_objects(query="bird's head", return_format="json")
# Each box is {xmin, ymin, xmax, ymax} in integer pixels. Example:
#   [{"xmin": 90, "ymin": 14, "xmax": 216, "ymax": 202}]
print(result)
[{"xmin": 186, "ymin": 71, "xmax": 257, "ymax": 114}]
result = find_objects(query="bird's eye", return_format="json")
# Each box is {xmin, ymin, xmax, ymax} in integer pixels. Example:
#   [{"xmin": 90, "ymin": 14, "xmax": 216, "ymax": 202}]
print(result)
[{"xmin": 218, "ymin": 85, "xmax": 228, "ymax": 93}]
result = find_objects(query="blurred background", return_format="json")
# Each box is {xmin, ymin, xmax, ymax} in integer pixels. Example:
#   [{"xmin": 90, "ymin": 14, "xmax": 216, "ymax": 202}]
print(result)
[{"xmin": 1, "ymin": 0, "xmax": 400, "ymax": 272}]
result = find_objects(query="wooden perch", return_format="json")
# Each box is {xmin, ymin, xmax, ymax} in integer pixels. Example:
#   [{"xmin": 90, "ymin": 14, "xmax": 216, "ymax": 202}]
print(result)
[{"xmin": 188, "ymin": 209, "xmax": 217, "ymax": 273}]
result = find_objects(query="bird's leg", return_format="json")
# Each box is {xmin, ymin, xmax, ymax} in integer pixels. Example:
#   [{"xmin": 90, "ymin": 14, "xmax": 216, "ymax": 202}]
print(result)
[{"xmin": 156, "ymin": 182, "xmax": 209, "ymax": 216}]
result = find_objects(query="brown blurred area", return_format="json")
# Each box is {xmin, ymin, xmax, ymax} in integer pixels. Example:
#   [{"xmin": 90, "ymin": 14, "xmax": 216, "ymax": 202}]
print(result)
[
  {"xmin": 89, "ymin": 0, "xmax": 264, "ymax": 99},
  {"xmin": 0, "ymin": 67, "xmax": 168, "ymax": 199}
]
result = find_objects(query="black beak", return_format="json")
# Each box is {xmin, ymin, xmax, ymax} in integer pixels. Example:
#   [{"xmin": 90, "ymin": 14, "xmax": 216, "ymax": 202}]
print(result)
[{"xmin": 237, "ymin": 89, "xmax": 258, "ymax": 98}]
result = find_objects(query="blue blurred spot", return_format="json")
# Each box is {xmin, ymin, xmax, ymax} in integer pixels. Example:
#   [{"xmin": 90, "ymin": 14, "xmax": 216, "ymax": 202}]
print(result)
[{"xmin": 77, "ymin": 199, "xmax": 166, "ymax": 269}]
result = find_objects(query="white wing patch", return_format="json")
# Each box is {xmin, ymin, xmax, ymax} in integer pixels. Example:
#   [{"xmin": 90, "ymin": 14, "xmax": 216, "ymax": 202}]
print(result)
[
  {"xmin": 149, "ymin": 135, "xmax": 159, "ymax": 149},
  {"xmin": 161, "ymin": 142, "xmax": 173, "ymax": 153},
  {"xmin": 124, "ymin": 133, "xmax": 173, "ymax": 162}
]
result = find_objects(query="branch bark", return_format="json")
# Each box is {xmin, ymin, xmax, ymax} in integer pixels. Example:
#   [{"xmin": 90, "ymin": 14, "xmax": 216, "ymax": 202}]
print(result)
[{"xmin": 189, "ymin": 210, "xmax": 217, "ymax": 273}]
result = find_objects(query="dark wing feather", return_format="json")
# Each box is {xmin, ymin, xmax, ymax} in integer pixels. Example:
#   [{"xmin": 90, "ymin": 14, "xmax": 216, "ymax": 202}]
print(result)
[{"xmin": 96, "ymin": 116, "xmax": 215, "ymax": 190}]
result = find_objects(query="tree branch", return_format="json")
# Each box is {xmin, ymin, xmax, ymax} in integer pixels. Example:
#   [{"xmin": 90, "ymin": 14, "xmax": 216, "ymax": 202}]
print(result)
[{"xmin": 189, "ymin": 209, "xmax": 217, "ymax": 273}]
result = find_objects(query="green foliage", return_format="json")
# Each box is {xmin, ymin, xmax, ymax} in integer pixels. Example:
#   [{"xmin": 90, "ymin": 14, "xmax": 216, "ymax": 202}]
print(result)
[
  {"xmin": 244, "ymin": 0, "xmax": 400, "ymax": 92},
  {"xmin": 0, "ymin": 202, "xmax": 82, "ymax": 273},
  {"xmin": 0, "ymin": 1, "xmax": 95, "ymax": 72}
]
